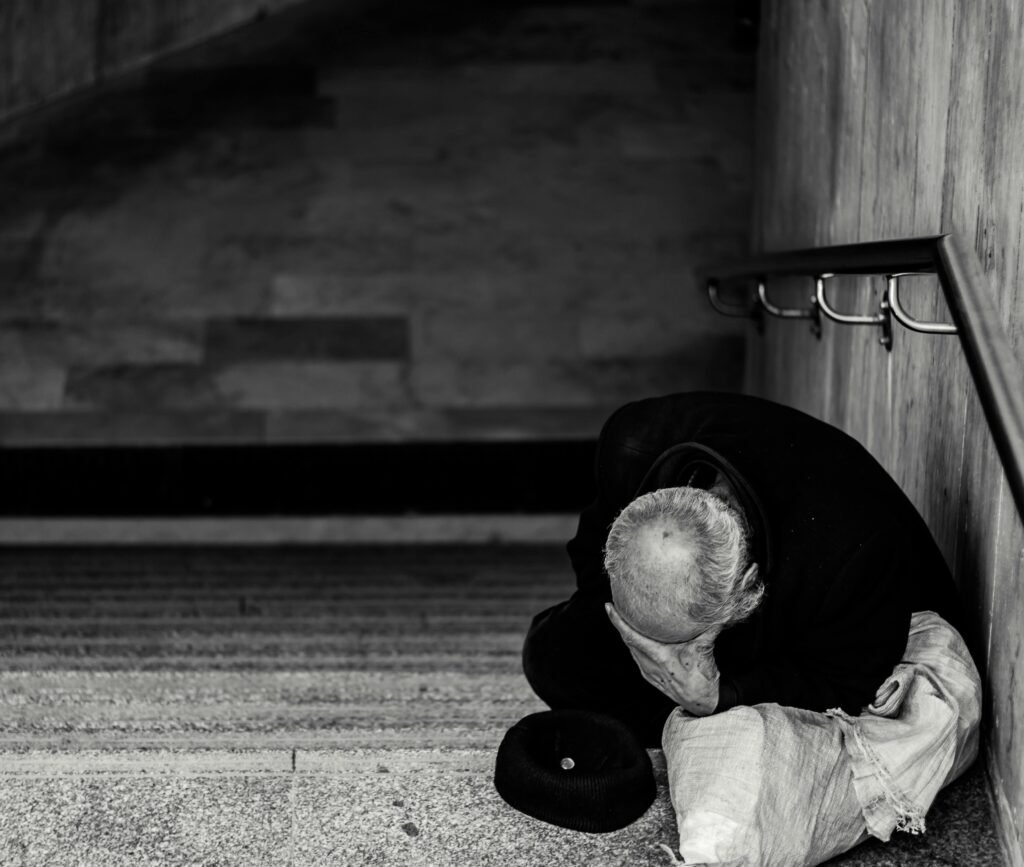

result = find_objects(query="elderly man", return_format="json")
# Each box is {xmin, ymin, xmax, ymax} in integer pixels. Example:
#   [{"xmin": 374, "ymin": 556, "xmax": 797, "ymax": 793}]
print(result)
[{"xmin": 522, "ymin": 391, "xmax": 963, "ymax": 746}]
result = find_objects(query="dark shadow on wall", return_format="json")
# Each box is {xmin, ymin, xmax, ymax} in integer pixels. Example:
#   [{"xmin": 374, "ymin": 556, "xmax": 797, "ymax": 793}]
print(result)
[{"xmin": 0, "ymin": 0, "xmax": 756, "ymax": 500}]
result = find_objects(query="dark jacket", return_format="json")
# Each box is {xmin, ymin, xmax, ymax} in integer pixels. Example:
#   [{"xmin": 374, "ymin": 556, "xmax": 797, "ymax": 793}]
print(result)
[{"xmin": 567, "ymin": 391, "xmax": 962, "ymax": 715}]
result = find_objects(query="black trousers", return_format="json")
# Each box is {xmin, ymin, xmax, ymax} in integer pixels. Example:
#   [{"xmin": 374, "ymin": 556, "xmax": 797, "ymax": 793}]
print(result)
[{"xmin": 521, "ymin": 588, "xmax": 678, "ymax": 748}]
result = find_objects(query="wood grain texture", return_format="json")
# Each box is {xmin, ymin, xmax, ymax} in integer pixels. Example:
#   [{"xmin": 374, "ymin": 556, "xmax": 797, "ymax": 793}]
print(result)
[{"xmin": 750, "ymin": 2, "xmax": 1024, "ymax": 863}]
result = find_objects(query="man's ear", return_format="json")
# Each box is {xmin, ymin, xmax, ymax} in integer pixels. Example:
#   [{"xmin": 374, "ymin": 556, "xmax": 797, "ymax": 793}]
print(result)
[{"xmin": 741, "ymin": 562, "xmax": 759, "ymax": 588}]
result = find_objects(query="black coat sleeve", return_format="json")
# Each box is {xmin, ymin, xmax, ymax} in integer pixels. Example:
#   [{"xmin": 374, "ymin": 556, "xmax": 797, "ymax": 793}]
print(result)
[
  {"xmin": 566, "ymin": 501, "xmax": 614, "ymax": 595},
  {"xmin": 717, "ymin": 526, "xmax": 914, "ymax": 714}
]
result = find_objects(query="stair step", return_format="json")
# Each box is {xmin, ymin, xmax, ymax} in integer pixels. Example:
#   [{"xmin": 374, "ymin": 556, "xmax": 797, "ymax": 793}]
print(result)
[
  {"xmin": 0, "ymin": 545, "xmax": 1001, "ymax": 866},
  {"xmin": 0, "ymin": 747, "xmax": 680, "ymax": 867},
  {"xmin": 0, "ymin": 515, "xmax": 579, "ymax": 545}
]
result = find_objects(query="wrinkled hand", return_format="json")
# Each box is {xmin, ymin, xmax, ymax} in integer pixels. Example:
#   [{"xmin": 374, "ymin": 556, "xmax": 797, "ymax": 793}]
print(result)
[{"xmin": 605, "ymin": 603, "xmax": 721, "ymax": 716}]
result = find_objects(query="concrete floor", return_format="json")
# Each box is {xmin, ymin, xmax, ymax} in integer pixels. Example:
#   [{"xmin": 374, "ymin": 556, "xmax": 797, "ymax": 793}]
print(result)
[{"xmin": 0, "ymin": 545, "xmax": 1006, "ymax": 865}]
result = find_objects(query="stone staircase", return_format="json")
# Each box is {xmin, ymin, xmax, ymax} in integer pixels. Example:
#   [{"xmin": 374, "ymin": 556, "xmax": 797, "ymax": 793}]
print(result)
[
  {"xmin": 0, "ymin": 545, "xmax": 677, "ymax": 866},
  {"xmin": 0, "ymin": 544, "xmax": 1004, "ymax": 866}
]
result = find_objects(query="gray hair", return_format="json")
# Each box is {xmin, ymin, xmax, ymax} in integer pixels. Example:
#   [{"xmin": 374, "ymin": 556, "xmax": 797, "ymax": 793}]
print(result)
[{"xmin": 603, "ymin": 486, "xmax": 764, "ymax": 629}]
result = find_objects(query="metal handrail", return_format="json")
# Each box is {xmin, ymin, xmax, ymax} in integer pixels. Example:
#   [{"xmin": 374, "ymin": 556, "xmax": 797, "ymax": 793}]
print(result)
[{"xmin": 699, "ymin": 234, "xmax": 1024, "ymax": 520}]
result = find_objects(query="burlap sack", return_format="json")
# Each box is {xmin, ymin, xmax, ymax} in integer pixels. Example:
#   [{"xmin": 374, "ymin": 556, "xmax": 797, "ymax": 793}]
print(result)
[{"xmin": 661, "ymin": 612, "xmax": 982, "ymax": 866}]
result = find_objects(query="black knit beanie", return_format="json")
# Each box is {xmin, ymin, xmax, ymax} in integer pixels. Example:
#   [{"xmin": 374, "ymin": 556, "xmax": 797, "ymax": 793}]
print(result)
[{"xmin": 493, "ymin": 709, "xmax": 657, "ymax": 833}]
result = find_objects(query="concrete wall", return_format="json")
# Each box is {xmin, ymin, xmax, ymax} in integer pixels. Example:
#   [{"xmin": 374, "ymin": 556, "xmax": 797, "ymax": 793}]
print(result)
[
  {"xmin": 0, "ymin": 1, "xmax": 752, "ymax": 446},
  {"xmin": 747, "ymin": 3, "xmax": 1024, "ymax": 863},
  {"xmin": 0, "ymin": 0, "xmax": 319, "ymax": 127}
]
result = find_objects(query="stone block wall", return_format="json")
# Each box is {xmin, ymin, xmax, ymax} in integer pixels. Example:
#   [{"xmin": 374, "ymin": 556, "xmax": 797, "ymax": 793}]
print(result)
[
  {"xmin": 0, "ymin": 0, "xmax": 324, "ymax": 128},
  {"xmin": 0, "ymin": 0, "xmax": 754, "ymax": 445}
]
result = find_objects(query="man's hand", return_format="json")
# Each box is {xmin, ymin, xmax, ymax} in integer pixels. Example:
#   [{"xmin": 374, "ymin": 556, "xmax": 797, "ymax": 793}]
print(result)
[{"xmin": 605, "ymin": 603, "xmax": 721, "ymax": 716}]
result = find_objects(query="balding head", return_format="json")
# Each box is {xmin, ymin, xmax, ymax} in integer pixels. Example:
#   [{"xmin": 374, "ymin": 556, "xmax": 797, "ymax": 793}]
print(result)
[{"xmin": 603, "ymin": 487, "xmax": 762, "ymax": 642}]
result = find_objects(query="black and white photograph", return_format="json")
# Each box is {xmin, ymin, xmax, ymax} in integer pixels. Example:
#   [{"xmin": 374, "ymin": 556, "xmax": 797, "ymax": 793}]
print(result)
[{"xmin": 0, "ymin": 0, "xmax": 1021, "ymax": 864}]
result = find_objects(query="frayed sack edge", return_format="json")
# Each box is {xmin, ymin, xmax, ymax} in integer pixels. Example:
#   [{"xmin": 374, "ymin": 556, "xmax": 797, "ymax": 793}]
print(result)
[{"xmin": 826, "ymin": 708, "xmax": 928, "ymax": 840}]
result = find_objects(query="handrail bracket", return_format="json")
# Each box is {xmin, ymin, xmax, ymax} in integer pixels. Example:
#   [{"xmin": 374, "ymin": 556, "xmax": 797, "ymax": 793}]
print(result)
[
  {"xmin": 815, "ymin": 274, "xmax": 892, "ymax": 351},
  {"xmin": 706, "ymin": 279, "xmax": 766, "ymax": 333},
  {"xmin": 885, "ymin": 273, "xmax": 958, "ymax": 335},
  {"xmin": 757, "ymin": 279, "xmax": 822, "ymax": 339}
]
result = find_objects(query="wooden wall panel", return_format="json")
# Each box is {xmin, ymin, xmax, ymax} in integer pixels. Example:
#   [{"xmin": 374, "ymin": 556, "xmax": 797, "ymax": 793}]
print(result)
[
  {"xmin": 988, "ymin": 505, "xmax": 1024, "ymax": 861},
  {"xmin": 751, "ymin": 2, "xmax": 1024, "ymax": 863},
  {"xmin": 889, "ymin": 326, "xmax": 971, "ymax": 569}
]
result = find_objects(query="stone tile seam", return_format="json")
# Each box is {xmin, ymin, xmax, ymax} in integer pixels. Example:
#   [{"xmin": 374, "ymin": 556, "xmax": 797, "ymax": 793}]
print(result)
[
  {"xmin": 0, "ymin": 749, "xmax": 667, "ymax": 776},
  {"xmin": 0, "ymin": 761, "xmax": 497, "ymax": 778}
]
